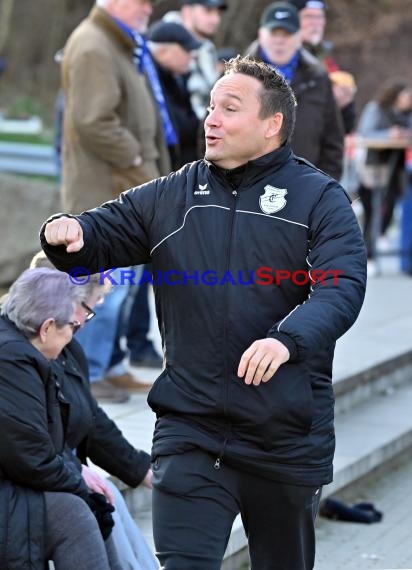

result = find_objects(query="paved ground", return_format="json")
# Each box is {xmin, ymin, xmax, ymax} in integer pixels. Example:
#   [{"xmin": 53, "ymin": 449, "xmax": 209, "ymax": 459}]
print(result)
[
  {"xmin": 238, "ymin": 456, "xmax": 412, "ymax": 570},
  {"xmin": 315, "ymin": 456, "xmax": 412, "ymax": 570},
  {"xmin": 333, "ymin": 270, "xmax": 412, "ymax": 381}
]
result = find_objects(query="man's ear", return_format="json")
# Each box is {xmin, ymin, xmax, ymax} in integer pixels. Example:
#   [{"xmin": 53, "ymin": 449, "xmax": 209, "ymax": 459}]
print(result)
[{"xmin": 265, "ymin": 112, "xmax": 284, "ymax": 139}]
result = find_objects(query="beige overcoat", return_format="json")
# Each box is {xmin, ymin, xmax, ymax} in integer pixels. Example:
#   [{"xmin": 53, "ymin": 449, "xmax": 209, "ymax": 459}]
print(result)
[{"xmin": 61, "ymin": 6, "xmax": 171, "ymax": 213}]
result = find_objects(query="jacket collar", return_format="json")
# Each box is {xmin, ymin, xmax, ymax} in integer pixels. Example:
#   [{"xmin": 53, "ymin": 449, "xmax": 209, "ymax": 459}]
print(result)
[
  {"xmin": 0, "ymin": 315, "xmax": 51, "ymax": 379},
  {"xmin": 206, "ymin": 143, "xmax": 293, "ymax": 189},
  {"xmin": 89, "ymin": 6, "xmax": 135, "ymax": 52}
]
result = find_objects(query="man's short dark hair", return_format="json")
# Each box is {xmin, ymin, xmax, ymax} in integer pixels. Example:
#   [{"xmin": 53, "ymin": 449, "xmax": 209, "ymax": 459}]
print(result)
[{"xmin": 224, "ymin": 55, "xmax": 296, "ymax": 144}]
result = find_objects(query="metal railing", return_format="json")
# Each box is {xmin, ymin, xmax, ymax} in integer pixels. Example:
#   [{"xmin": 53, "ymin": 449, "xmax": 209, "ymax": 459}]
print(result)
[{"xmin": 0, "ymin": 141, "xmax": 58, "ymax": 177}]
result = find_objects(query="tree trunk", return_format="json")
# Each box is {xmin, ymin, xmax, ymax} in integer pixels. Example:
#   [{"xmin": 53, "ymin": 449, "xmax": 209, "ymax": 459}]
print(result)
[{"xmin": 0, "ymin": 0, "xmax": 15, "ymax": 53}]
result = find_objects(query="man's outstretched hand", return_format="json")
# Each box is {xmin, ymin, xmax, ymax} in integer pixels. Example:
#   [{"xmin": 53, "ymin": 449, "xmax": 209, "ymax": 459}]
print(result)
[{"xmin": 44, "ymin": 217, "xmax": 84, "ymax": 253}]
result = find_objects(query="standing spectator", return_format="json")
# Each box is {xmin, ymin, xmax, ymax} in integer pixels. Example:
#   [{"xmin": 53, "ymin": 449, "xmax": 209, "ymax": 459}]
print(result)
[
  {"xmin": 290, "ymin": 0, "xmax": 357, "ymax": 134},
  {"xmin": 163, "ymin": 0, "xmax": 228, "ymax": 120},
  {"xmin": 246, "ymin": 1, "xmax": 344, "ymax": 180},
  {"xmin": 42, "ymin": 55, "xmax": 366, "ymax": 570},
  {"xmin": 216, "ymin": 46, "xmax": 237, "ymax": 77},
  {"xmin": 107, "ymin": 22, "xmax": 203, "ymax": 375},
  {"xmin": 108, "ymin": 22, "xmax": 202, "ymax": 377},
  {"xmin": 357, "ymin": 78, "xmax": 412, "ymax": 259},
  {"xmin": 60, "ymin": 0, "xmax": 171, "ymax": 403},
  {"xmin": 147, "ymin": 21, "xmax": 202, "ymax": 169}
]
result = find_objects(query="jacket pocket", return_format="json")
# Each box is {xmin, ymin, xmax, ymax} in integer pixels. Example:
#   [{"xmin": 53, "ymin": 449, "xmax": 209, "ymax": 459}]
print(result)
[{"xmin": 229, "ymin": 361, "xmax": 314, "ymax": 451}]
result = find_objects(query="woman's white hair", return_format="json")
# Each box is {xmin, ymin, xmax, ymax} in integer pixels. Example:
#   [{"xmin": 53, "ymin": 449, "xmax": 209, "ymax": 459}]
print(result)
[{"xmin": 1, "ymin": 268, "xmax": 84, "ymax": 338}]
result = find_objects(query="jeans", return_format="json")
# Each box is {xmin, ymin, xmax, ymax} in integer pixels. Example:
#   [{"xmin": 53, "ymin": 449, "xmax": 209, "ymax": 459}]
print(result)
[
  {"xmin": 110, "ymin": 264, "xmax": 155, "ymax": 368},
  {"xmin": 76, "ymin": 269, "xmax": 129, "ymax": 382},
  {"xmin": 108, "ymin": 481, "xmax": 159, "ymax": 570},
  {"xmin": 400, "ymin": 182, "xmax": 412, "ymax": 273},
  {"xmin": 127, "ymin": 268, "xmax": 153, "ymax": 359}
]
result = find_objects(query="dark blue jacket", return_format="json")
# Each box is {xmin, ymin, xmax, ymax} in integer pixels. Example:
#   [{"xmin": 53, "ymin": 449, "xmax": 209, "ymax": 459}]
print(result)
[
  {"xmin": 0, "ymin": 316, "xmax": 89, "ymax": 569},
  {"xmin": 41, "ymin": 144, "xmax": 367, "ymax": 486},
  {"xmin": 54, "ymin": 338, "xmax": 151, "ymax": 487}
]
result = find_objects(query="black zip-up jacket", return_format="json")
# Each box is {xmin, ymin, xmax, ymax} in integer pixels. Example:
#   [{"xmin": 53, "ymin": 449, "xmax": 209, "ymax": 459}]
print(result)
[
  {"xmin": 41, "ymin": 144, "xmax": 367, "ymax": 486},
  {"xmin": 53, "ymin": 338, "xmax": 151, "ymax": 487}
]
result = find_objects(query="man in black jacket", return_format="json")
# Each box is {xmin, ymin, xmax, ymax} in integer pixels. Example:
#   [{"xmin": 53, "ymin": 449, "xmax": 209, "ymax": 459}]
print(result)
[
  {"xmin": 41, "ymin": 55, "xmax": 366, "ymax": 569},
  {"xmin": 290, "ymin": 0, "xmax": 357, "ymax": 134},
  {"xmin": 246, "ymin": 0, "xmax": 344, "ymax": 180},
  {"xmin": 147, "ymin": 20, "xmax": 202, "ymax": 169}
]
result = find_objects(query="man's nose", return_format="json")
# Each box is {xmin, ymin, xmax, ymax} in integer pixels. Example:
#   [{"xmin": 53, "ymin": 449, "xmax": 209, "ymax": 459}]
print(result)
[{"xmin": 205, "ymin": 107, "xmax": 220, "ymax": 127}]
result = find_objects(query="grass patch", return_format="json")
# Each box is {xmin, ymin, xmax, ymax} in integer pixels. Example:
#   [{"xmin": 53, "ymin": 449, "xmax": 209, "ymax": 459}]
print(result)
[{"xmin": 0, "ymin": 131, "xmax": 54, "ymax": 145}]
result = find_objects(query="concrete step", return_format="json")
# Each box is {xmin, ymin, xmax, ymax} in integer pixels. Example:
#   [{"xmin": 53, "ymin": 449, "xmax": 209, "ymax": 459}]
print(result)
[
  {"xmin": 325, "ymin": 373, "xmax": 412, "ymax": 498},
  {"xmin": 95, "ymin": 348, "xmax": 412, "ymax": 567}
]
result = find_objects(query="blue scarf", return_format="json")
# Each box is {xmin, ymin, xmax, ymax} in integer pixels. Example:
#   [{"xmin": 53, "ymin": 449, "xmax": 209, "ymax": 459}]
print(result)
[
  {"xmin": 113, "ymin": 18, "xmax": 178, "ymax": 146},
  {"xmin": 259, "ymin": 47, "xmax": 300, "ymax": 84},
  {"xmin": 133, "ymin": 33, "xmax": 178, "ymax": 146}
]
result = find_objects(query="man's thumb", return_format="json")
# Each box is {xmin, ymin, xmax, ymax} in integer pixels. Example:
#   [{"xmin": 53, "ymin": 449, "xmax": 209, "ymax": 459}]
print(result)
[{"xmin": 66, "ymin": 238, "xmax": 84, "ymax": 253}]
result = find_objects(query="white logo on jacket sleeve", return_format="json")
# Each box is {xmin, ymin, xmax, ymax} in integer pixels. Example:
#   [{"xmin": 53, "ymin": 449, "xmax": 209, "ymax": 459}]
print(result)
[{"xmin": 259, "ymin": 185, "xmax": 288, "ymax": 214}]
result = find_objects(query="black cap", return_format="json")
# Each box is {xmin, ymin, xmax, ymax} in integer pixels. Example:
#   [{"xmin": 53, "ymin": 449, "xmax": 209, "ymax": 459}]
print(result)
[
  {"xmin": 181, "ymin": 0, "xmax": 228, "ymax": 10},
  {"xmin": 216, "ymin": 47, "xmax": 237, "ymax": 62},
  {"xmin": 289, "ymin": 0, "xmax": 327, "ymax": 10},
  {"xmin": 260, "ymin": 2, "xmax": 300, "ymax": 33},
  {"xmin": 148, "ymin": 22, "xmax": 202, "ymax": 51}
]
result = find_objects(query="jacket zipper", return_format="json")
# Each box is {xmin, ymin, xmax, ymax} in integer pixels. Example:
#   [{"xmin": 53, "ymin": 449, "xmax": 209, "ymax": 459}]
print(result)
[
  {"xmin": 214, "ymin": 188, "xmax": 238, "ymax": 469},
  {"xmin": 214, "ymin": 437, "xmax": 229, "ymax": 469}
]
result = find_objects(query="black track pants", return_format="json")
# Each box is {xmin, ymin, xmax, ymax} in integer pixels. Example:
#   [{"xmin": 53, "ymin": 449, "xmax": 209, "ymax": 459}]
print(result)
[{"xmin": 152, "ymin": 448, "xmax": 321, "ymax": 570}]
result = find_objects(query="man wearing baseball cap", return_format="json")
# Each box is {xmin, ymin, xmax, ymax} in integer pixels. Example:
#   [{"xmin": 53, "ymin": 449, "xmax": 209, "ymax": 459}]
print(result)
[
  {"xmin": 147, "ymin": 21, "xmax": 202, "ymax": 168},
  {"xmin": 291, "ymin": 0, "xmax": 357, "ymax": 134},
  {"xmin": 291, "ymin": 0, "xmax": 328, "ymax": 54},
  {"xmin": 163, "ymin": 0, "xmax": 229, "ymax": 119},
  {"xmin": 246, "ymin": 1, "xmax": 344, "ymax": 180}
]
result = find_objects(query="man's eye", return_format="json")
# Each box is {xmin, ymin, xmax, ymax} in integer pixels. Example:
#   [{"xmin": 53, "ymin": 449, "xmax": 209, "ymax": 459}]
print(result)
[
  {"xmin": 207, "ymin": 106, "xmax": 214, "ymax": 113},
  {"xmin": 226, "ymin": 107, "xmax": 236, "ymax": 112}
]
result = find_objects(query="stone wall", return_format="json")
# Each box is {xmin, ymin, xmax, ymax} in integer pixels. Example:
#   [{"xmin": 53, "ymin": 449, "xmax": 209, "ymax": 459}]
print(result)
[{"xmin": 0, "ymin": 173, "xmax": 60, "ymax": 286}]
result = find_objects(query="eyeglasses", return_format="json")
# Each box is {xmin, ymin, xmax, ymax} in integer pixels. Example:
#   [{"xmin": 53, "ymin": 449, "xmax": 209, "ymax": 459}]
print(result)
[
  {"xmin": 67, "ymin": 320, "xmax": 82, "ymax": 334},
  {"xmin": 81, "ymin": 301, "xmax": 96, "ymax": 322}
]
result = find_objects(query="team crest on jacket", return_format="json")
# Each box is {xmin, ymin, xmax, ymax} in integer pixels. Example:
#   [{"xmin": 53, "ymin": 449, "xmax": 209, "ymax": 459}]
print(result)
[{"xmin": 259, "ymin": 185, "xmax": 288, "ymax": 214}]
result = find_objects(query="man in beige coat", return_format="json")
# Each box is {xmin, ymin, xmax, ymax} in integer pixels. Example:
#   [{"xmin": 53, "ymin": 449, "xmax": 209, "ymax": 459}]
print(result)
[
  {"xmin": 62, "ymin": 0, "xmax": 170, "ymax": 213},
  {"xmin": 60, "ymin": 0, "xmax": 171, "ymax": 402}
]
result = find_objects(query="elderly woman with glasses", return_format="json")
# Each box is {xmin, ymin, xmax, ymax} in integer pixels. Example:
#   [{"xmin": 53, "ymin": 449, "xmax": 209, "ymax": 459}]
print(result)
[
  {"xmin": 29, "ymin": 252, "xmax": 158, "ymax": 570},
  {"xmin": 0, "ymin": 267, "xmax": 119, "ymax": 570}
]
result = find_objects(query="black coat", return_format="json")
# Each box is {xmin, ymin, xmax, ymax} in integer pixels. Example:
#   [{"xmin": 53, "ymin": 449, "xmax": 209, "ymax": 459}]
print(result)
[
  {"xmin": 247, "ymin": 42, "xmax": 344, "ymax": 180},
  {"xmin": 155, "ymin": 63, "xmax": 200, "ymax": 170},
  {"xmin": 0, "ymin": 317, "xmax": 89, "ymax": 569},
  {"xmin": 41, "ymin": 144, "xmax": 367, "ymax": 487},
  {"xmin": 53, "ymin": 338, "xmax": 151, "ymax": 487}
]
